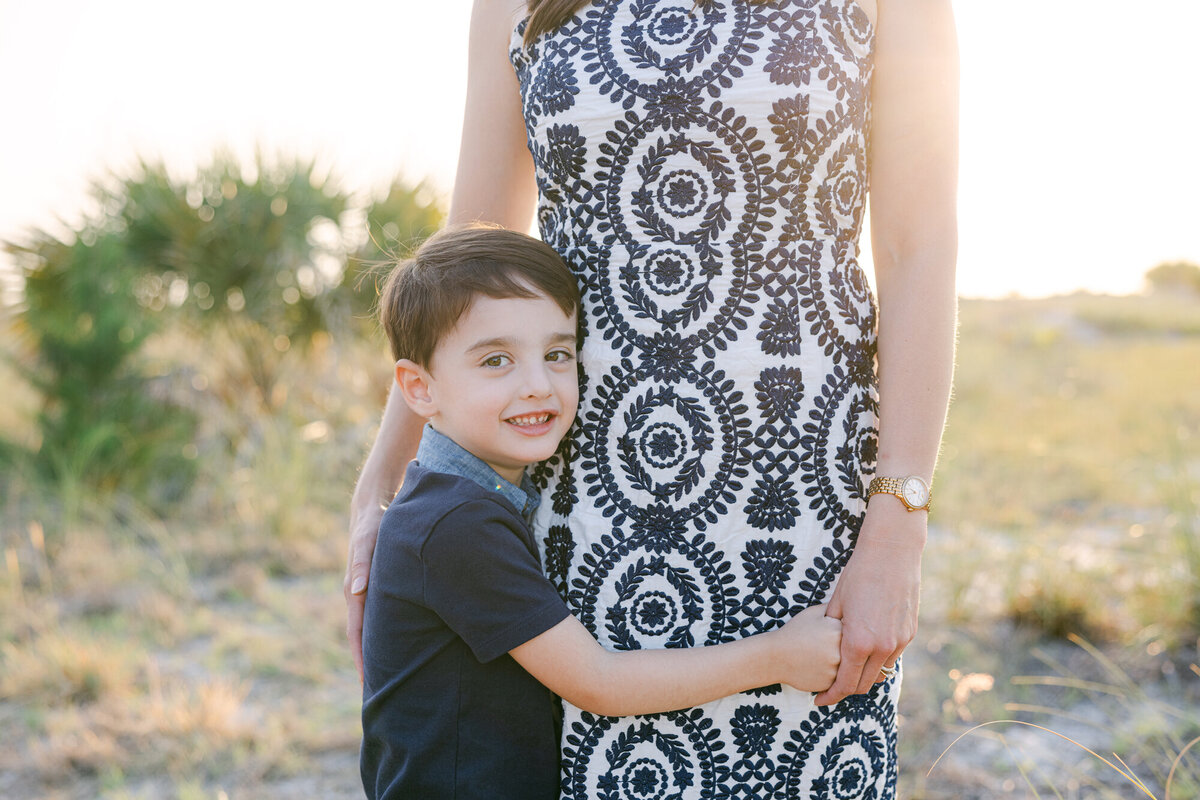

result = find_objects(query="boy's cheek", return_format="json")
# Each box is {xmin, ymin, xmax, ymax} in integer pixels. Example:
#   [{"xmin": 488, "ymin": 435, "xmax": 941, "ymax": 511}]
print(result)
[{"xmin": 563, "ymin": 383, "xmax": 580, "ymax": 417}]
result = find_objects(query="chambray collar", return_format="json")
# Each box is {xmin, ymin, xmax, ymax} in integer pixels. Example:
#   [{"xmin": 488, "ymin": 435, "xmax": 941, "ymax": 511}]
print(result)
[{"xmin": 415, "ymin": 425, "xmax": 540, "ymax": 522}]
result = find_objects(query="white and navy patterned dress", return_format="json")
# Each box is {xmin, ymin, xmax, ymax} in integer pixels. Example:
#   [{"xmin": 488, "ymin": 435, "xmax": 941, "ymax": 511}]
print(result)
[{"xmin": 514, "ymin": 1, "xmax": 897, "ymax": 796}]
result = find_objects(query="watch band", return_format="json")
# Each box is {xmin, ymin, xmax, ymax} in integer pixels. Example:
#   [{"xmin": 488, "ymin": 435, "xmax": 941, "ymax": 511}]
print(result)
[{"xmin": 868, "ymin": 476, "xmax": 906, "ymax": 497}]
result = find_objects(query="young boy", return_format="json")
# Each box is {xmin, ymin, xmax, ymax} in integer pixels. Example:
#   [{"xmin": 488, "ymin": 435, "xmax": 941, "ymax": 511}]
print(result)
[{"xmin": 360, "ymin": 224, "xmax": 842, "ymax": 799}]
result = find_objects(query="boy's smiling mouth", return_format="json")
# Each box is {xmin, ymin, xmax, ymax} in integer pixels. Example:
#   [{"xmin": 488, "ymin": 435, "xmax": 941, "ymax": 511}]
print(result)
[{"xmin": 505, "ymin": 412, "xmax": 554, "ymax": 428}]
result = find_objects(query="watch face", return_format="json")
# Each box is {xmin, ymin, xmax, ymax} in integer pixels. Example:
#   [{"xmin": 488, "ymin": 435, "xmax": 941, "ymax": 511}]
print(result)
[{"xmin": 901, "ymin": 477, "xmax": 929, "ymax": 508}]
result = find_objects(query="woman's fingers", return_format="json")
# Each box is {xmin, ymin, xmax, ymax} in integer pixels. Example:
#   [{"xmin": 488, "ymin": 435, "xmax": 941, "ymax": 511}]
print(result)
[
  {"xmin": 815, "ymin": 629, "xmax": 873, "ymax": 705},
  {"xmin": 874, "ymin": 655, "xmax": 900, "ymax": 683},
  {"xmin": 344, "ymin": 512, "xmax": 382, "ymax": 682},
  {"xmin": 815, "ymin": 621, "xmax": 911, "ymax": 703},
  {"xmin": 346, "ymin": 588, "xmax": 366, "ymax": 681}
]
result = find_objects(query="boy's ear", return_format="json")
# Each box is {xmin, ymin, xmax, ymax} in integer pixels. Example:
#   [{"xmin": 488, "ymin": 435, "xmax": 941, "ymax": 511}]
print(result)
[{"xmin": 394, "ymin": 359, "xmax": 437, "ymax": 419}]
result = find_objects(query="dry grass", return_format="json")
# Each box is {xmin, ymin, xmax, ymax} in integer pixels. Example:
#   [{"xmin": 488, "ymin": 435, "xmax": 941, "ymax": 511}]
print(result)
[
  {"xmin": 0, "ymin": 332, "xmax": 376, "ymax": 797},
  {"xmin": 2, "ymin": 294, "xmax": 1198, "ymax": 798},
  {"xmin": 0, "ymin": 627, "xmax": 141, "ymax": 706},
  {"xmin": 896, "ymin": 294, "xmax": 1200, "ymax": 797},
  {"xmin": 939, "ymin": 297, "xmax": 1200, "ymax": 530},
  {"xmin": 932, "ymin": 294, "xmax": 1200, "ymax": 644}
]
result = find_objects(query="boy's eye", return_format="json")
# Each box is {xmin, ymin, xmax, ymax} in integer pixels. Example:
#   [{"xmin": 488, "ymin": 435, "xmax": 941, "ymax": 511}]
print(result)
[
  {"xmin": 482, "ymin": 354, "xmax": 511, "ymax": 368},
  {"xmin": 546, "ymin": 349, "xmax": 576, "ymax": 363}
]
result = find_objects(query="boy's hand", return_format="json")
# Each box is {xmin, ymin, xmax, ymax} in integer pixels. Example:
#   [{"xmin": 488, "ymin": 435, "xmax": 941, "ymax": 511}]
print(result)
[{"xmin": 774, "ymin": 604, "xmax": 842, "ymax": 693}]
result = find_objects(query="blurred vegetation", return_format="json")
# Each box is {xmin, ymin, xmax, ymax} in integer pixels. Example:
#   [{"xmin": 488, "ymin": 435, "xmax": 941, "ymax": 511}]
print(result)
[
  {"xmin": 343, "ymin": 177, "xmax": 445, "ymax": 328},
  {"xmin": 1145, "ymin": 260, "xmax": 1200, "ymax": 296},
  {"xmin": 0, "ymin": 165, "xmax": 1197, "ymax": 798},
  {"xmin": 5, "ymin": 231, "xmax": 196, "ymax": 508},
  {"xmin": 2, "ymin": 152, "xmax": 444, "ymax": 515},
  {"xmin": 935, "ymin": 292, "xmax": 1200, "ymax": 647},
  {"xmin": 102, "ymin": 154, "xmax": 353, "ymax": 407}
]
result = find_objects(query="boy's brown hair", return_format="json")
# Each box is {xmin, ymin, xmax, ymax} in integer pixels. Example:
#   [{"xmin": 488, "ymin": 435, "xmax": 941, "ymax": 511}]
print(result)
[{"xmin": 378, "ymin": 223, "xmax": 580, "ymax": 368}]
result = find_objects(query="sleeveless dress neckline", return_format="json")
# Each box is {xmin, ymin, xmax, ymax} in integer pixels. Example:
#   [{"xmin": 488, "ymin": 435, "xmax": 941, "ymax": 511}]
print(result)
[{"xmin": 511, "ymin": 0, "xmax": 878, "ymax": 53}]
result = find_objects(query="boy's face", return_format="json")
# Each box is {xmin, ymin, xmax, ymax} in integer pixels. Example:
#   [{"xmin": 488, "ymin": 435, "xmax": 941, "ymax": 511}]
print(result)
[{"xmin": 408, "ymin": 291, "xmax": 579, "ymax": 485}]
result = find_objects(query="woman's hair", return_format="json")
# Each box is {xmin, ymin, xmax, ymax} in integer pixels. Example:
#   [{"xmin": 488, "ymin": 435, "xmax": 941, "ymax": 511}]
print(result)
[
  {"xmin": 523, "ymin": 0, "xmax": 774, "ymax": 46},
  {"xmin": 378, "ymin": 223, "xmax": 580, "ymax": 368}
]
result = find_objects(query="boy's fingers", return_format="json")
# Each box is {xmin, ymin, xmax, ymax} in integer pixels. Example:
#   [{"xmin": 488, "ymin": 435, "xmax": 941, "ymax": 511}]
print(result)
[{"xmin": 814, "ymin": 652, "xmax": 865, "ymax": 706}]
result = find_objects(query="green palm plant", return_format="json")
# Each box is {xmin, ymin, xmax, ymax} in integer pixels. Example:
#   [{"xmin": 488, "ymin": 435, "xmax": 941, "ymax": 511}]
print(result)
[
  {"xmin": 344, "ymin": 177, "xmax": 445, "ymax": 331},
  {"xmin": 106, "ymin": 153, "xmax": 353, "ymax": 407},
  {"xmin": 6, "ymin": 230, "xmax": 196, "ymax": 506}
]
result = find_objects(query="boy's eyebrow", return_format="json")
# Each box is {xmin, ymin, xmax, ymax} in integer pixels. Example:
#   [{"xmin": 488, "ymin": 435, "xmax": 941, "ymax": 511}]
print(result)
[
  {"xmin": 546, "ymin": 332, "xmax": 578, "ymax": 347},
  {"xmin": 467, "ymin": 331, "xmax": 578, "ymax": 352}
]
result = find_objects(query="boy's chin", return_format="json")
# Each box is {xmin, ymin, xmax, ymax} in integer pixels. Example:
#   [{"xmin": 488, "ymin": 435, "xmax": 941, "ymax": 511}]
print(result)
[
  {"xmin": 521, "ymin": 446, "xmax": 559, "ymax": 464},
  {"xmin": 516, "ymin": 446, "xmax": 560, "ymax": 470}
]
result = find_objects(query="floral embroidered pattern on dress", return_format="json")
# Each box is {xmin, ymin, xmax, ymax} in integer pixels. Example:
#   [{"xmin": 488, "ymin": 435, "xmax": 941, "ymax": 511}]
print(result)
[{"xmin": 515, "ymin": 1, "xmax": 897, "ymax": 796}]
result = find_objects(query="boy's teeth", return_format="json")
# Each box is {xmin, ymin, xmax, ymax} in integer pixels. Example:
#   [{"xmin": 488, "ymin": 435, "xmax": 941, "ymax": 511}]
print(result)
[{"xmin": 509, "ymin": 413, "xmax": 550, "ymax": 426}]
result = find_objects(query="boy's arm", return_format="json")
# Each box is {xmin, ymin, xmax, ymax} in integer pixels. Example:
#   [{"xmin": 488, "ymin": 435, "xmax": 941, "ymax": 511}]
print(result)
[
  {"xmin": 509, "ymin": 605, "xmax": 841, "ymax": 718},
  {"xmin": 420, "ymin": 499, "xmax": 839, "ymax": 717}
]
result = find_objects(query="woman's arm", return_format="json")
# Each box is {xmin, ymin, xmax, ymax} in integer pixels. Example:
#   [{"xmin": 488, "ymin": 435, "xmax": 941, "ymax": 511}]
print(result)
[
  {"xmin": 813, "ymin": 0, "xmax": 959, "ymax": 706},
  {"xmin": 511, "ymin": 605, "xmax": 841, "ymax": 717},
  {"xmin": 345, "ymin": 392, "xmax": 425, "ymax": 678},
  {"xmin": 344, "ymin": 0, "xmax": 537, "ymax": 678},
  {"xmin": 447, "ymin": 0, "xmax": 538, "ymax": 229}
]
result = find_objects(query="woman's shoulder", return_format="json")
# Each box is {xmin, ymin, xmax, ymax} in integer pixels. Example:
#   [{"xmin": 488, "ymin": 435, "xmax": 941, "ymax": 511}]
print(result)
[{"xmin": 470, "ymin": 0, "xmax": 530, "ymax": 36}]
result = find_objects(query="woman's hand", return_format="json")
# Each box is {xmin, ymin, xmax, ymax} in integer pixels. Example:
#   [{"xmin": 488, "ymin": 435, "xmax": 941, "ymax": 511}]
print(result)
[
  {"xmin": 813, "ymin": 501, "xmax": 925, "ymax": 705},
  {"xmin": 345, "ymin": 387, "xmax": 427, "ymax": 679},
  {"xmin": 344, "ymin": 501, "xmax": 386, "ymax": 679}
]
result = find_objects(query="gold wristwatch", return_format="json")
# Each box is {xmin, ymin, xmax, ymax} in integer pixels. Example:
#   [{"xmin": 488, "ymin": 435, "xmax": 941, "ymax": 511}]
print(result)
[{"xmin": 867, "ymin": 475, "xmax": 932, "ymax": 512}]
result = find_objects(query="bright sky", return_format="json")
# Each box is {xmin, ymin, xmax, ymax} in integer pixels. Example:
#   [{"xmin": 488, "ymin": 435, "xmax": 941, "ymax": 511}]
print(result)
[{"xmin": 1, "ymin": 0, "xmax": 1197, "ymax": 298}]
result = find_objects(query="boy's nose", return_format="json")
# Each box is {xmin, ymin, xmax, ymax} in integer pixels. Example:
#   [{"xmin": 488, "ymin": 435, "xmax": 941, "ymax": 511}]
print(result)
[{"xmin": 520, "ymin": 363, "xmax": 554, "ymax": 398}]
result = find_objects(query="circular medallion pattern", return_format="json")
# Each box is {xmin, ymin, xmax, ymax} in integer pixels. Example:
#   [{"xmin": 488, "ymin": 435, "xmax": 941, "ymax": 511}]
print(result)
[
  {"xmin": 779, "ymin": 688, "xmax": 898, "ymax": 799},
  {"xmin": 595, "ymin": 106, "xmax": 767, "ymax": 351},
  {"xmin": 640, "ymin": 249, "xmax": 696, "ymax": 298},
  {"xmin": 573, "ymin": 527, "xmax": 739, "ymax": 650},
  {"xmin": 581, "ymin": 361, "xmax": 750, "ymax": 522},
  {"xmin": 564, "ymin": 710, "xmax": 727, "ymax": 800},
  {"xmin": 584, "ymin": 0, "xmax": 759, "ymax": 104},
  {"xmin": 799, "ymin": 366, "xmax": 878, "ymax": 528},
  {"xmin": 647, "ymin": 5, "xmax": 698, "ymax": 47}
]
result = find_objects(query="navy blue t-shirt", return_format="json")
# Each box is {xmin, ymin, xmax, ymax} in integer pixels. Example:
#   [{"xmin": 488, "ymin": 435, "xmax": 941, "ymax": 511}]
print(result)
[{"xmin": 360, "ymin": 464, "xmax": 571, "ymax": 800}]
